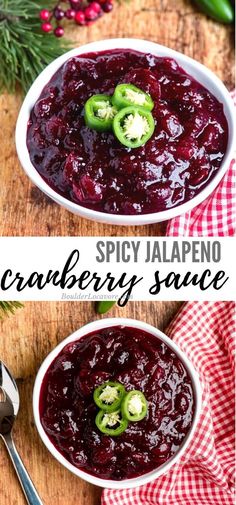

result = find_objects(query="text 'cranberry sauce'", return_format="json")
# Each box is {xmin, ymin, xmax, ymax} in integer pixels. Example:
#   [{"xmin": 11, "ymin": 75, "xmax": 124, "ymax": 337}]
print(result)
[
  {"xmin": 39, "ymin": 326, "xmax": 195, "ymax": 480},
  {"xmin": 27, "ymin": 49, "xmax": 228, "ymax": 215}
]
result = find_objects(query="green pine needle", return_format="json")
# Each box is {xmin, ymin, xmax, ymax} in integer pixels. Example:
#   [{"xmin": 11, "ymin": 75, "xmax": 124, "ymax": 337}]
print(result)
[
  {"xmin": 0, "ymin": 301, "xmax": 23, "ymax": 319},
  {"xmin": 0, "ymin": 0, "xmax": 71, "ymax": 94}
]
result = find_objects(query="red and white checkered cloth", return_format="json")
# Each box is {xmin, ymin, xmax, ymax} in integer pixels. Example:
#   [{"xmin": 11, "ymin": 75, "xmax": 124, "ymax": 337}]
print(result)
[
  {"xmin": 102, "ymin": 301, "xmax": 235, "ymax": 505},
  {"xmin": 167, "ymin": 91, "xmax": 236, "ymax": 237}
]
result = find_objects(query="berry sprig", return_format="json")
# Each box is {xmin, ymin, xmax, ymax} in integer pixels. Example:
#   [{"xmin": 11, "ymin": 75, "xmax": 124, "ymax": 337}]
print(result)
[
  {"xmin": 0, "ymin": 0, "xmax": 70, "ymax": 94},
  {"xmin": 40, "ymin": 0, "xmax": 114, "ymax": 36}
]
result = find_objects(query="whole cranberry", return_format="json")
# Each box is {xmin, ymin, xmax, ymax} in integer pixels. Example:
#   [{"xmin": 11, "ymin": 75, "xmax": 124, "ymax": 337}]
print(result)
[
  {"xmin": 34, "ymin": 97, "xmax": 52, "ymax": 117},
  {"xmin": 45, "ymin": 117, "xmax": 67, "ymax": 138},
  {"xmin": 54, "ymin": 26, "xmax": 64, "ymax": 37},
  {"xmin": 70, "ymin": 450, "xmax": 88, "ymax": 467},
  {"xmin": 89, "ymin": 1, "xmax": 101, "ymax": 13},
  {"xmin": 41, "ymin": 22, "xmax": 53, "ymax": 32},
  {"xmin": 70, "ymin": 0, "xmax": 82, "ymax": 8},
  {"xmin": 74, "ymin": 10, "xmax": 86, "ymax": 24},
  {"xmin": 53, "ymin": 7, "xmax": 65, "ymax": 20},
  {"xmin": 39, "ymin": 9, "xmax": 51, "ymax": 21},
  {"xmin": 65, "ymin": 8, "xmax": 76, "ymax": 19},
  {"xmin": 102, "ymin": 1, "xmax": 113, "ymax": 12},
  {"xmin": 84, "ymin": 4, "xmax": 100, "ymax": 20}
]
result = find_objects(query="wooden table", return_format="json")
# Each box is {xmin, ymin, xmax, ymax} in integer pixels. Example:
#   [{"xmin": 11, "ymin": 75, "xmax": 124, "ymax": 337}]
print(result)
[
  {"xmin": 0, "ymin": 0, "xmax": 234, "ymax": 237},
  {"xmin": 0, "ymin": 301, "xmax": 182, "ymax": 505}
]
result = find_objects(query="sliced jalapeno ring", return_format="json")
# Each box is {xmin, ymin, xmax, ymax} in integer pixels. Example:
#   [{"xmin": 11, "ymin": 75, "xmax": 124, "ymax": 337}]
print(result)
[
  {"xmin": 121, "ymin": 390, "xmax": 148, "ymax": 422},
  {"xmin": 113, "ymin": 105, "xmax": 155, "ymax": 148},
  {"xmin": 84, "ymin": 94, "xmax": 118, "ymax": 132},
  {"xmin": 112, "ymin": 83, "xmax": 154, "ymax": 111},
  {"xmin": 93, "ymin": 381, "xmax": 126, "ymax": 412},
  {"xmin": 95, "ymin": 409, "xmax": 128, "ymax": 436}
]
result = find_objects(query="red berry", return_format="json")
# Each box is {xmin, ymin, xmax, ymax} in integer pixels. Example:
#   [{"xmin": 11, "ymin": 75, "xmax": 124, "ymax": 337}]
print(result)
[
  {"xmin": 74, "ymin": 10, "xmax": 86, "ymax": 24},
  {"xmin": 53, "ymin": 7, "xmax": 65, "ymax": 20},
  {"xmin": 40, "ymin": 9, "xmax": 50, "ymax": 21},
  {"xmin": 102, "ymin": 1, "xmax": 113, "ymax": 12},
  {"xmin": 84, "ymin": 5, "xmax": 99, "ymax": 20},
  {"xmin": 41, "ymin": 22, "xmax": 53, "ymax": 32},
  {"xmin": 89, "ymin": 1, "xmax": 101, "ymax": 13},
  {"xmin": 65, "ymin": 8, "xmax": 76, "ymax": 19},
  {"xmin": 54, "ymin": 26, "xmax": 64, "ymax": 37},
  {"xmin": 70, "ymin": 0, "xmax": 81, "ymax": 8}
]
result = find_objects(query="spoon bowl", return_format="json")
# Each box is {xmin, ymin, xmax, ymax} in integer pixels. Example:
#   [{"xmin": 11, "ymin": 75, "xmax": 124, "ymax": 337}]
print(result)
[{"xmin": 0, "ymin": 361, "xmax": 43, "ymax": 505}]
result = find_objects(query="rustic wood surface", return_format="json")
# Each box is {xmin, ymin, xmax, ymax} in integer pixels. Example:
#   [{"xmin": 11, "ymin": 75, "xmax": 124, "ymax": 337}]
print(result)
[
  {"xmin": 0, "ymin": 301, "xmax": 182, "ymax": 505},
  {"xmin": 0, "ymin": 0, "xmax": 234, "ymax": 237}
]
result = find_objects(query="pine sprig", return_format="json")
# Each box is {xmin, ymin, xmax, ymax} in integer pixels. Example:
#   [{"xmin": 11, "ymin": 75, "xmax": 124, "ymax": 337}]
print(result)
[
  {"xmin": 0, "ymin": 0, "xmax": 71, "ymax": 94},
  {"xmin": 0, "ymin": 301, "xmax": 23, "ymax": 319}
]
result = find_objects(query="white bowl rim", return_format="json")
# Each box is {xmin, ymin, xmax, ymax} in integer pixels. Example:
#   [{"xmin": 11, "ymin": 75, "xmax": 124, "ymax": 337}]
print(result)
[
  {"xmin": 15, "ymin": 38, "xmax": 236, "ymax": 226},
  {"xmin": 33, "ymin": 317, "xmax": 202, "ymax": 489}
]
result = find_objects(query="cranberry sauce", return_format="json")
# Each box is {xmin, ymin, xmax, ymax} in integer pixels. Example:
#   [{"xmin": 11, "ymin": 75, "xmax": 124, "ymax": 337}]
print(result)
[
  {"xmin": 27, "ymin": 49, "xmax": 228, "ymax": 215},
  {"xmin": 39, "ymin": 326, "xmax": 195, "ymax": 480}
]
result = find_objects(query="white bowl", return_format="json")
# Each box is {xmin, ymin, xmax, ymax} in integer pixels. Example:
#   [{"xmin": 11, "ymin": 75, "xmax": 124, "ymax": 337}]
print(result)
[
  {"xmin": 33, "ymin": 317, "xmax": 202, "ymax": 489},
  {"xmin": 15, "ymin": 38, "xmax": 235, "ymax": 226}
]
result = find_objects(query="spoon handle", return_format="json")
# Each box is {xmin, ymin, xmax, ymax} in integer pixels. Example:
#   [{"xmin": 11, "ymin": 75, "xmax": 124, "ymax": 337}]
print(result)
[{"xmin": 2, "ymin": 433, "xmax": 43, "ymax": 505}]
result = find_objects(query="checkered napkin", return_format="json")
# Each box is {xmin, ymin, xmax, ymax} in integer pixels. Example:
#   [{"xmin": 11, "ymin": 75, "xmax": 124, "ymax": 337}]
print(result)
[
  {"xmin": 167, "ymin": 91, "xmax": 236, "ymax": 236},
  {"xmin": 102, "ymin": 301, "xmax": 235, "ymax": 505}
]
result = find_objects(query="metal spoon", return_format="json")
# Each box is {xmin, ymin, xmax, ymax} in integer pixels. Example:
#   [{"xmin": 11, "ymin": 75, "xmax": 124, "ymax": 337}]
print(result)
[{"xmin": 0, "ymin": 361, "xmax": 43, "ymax": 505}]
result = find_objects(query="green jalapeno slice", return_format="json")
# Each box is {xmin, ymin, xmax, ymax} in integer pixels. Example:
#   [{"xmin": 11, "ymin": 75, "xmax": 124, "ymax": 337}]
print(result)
[
  {"xmin": 193, "ymin": 0, "xmax": 234, "ymax": 24},
  {"xmin": 113, "ymin": 105, "xmax": 155, "ymax": 148},
  {"xmin": 121, "ymin": 390, "xmax": 148, "ymax": 422},
  {"xmin": 93, "ymin": 381, "xmax": 126, "ymax": 412},
  {"xmin": 95, "ymin": 409, "xmax": 128, "ymax": 436},
  {"xmin": 112, "ymin": 84, "xmax": 154, "ymax": 111},
  {"xmin": 84, "ymin": 94, "xmax": 118, "ymax": 132},
  {"xmin": 96, "ymin": 301, "xmax": 116, "ymax": 314}
]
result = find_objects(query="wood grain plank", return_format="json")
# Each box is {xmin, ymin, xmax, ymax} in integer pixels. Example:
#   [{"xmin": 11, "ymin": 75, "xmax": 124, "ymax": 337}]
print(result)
[
  {"xmin": 0, "ymin": 0, "xmax": 234, "ymax": 237},
  {"xmin": 0, "ymin": 301, "xmax": 182, "ymax": 505}
]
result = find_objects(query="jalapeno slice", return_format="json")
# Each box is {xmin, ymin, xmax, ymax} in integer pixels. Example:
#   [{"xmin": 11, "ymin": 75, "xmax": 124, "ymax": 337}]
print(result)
[
  {"xmin": 112, "ymin": 84, "xmax": 154, "ymax": 111},
  {"xmin": 194, "ymin": 0, "xmax": 234, "ymax": 24},
  {"xmin": 84, "ymin": 94, "xmax": 117, "ymax": 132},
  {"xmin": 95, "ymin": 409, "xmax": 128, "ymax": 436},
  {"xmin": 93, "ymin": 381, "xmax": 126, "ymax": 412},
  {"xmin": 121, "ymin": 390, "xmax": 148, "ymax": 422},
  {"xmin": 113, "ymin": 106, "xmax": 155, "ymax": 148},
  {"xmin": 96, "ymin": 301, "xmax": 116, "ymax": 314}
]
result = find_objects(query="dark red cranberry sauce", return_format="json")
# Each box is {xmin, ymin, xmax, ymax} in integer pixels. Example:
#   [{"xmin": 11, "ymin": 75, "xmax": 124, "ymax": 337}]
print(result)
[
  {"xmin": 39, "ymin": 326, "xmax": 195, "ymax": 480},
  {"xmin": 27, "ymin": 49, "xmax": 228, "ymax": 215}
]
